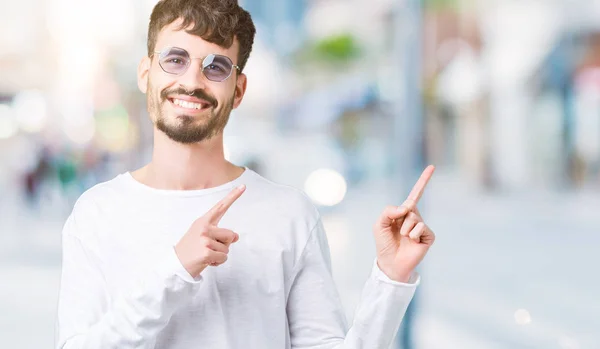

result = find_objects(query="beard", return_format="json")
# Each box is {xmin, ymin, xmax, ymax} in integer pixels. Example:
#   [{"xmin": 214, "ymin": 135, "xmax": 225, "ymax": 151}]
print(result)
[{"xmin": 147, "ymin": 81, "xmax": 234, "ymax": 144}]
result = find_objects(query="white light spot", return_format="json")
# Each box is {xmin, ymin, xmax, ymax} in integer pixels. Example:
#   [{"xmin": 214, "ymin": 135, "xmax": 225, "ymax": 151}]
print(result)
[
  {"xmin": 514, "ymin": 309, "xmax": 532, "ymax": 325},
  {"xmin": 0, "ymin": 104, "xmax": 18, "ymax": 139},
  {"xmin": 304, "ymin": 169, "xmax": 347, "ymax": 207},
  {"xmin": 61, "ymin": 98, "xmax": 95, "ymax": 145},
  {"xmin": 64, "ymin": 119, "xmax": 95, "ymax": 145},
  {"xmin": 558, "ymin": 334, "xmax": 580, "ymax": 349},
  {"xmin": 12, "ymin": 90, "xmax": 48, "ymax": 133}
]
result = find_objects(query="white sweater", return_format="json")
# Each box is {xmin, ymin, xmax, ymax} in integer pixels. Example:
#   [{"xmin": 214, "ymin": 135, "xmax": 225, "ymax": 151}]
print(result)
[{"xmin": 55, "ymin": 168, "xmax": 419, "ymax": 349}]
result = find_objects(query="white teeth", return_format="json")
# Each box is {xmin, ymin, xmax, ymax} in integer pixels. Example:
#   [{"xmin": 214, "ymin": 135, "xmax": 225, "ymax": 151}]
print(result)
[{"xmin": 173, "ymin": 99, "xmax": 203, "ymax": 110}]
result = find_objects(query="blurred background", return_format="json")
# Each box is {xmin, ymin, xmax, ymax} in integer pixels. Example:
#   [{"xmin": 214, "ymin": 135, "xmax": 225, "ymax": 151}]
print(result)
[{"xmin": 1, "ymin": 0, "xmax": 599, "ymax": 348}]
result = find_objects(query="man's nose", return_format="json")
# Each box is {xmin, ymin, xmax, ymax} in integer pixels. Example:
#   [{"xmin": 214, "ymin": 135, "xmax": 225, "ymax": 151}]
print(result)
[{"xmin": 178, "ymin": 60, "xmax": 208, "ymax": 91}]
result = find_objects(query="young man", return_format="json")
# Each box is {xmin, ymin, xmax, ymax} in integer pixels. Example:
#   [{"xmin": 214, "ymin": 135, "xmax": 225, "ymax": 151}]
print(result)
[{"xmin": 55, "ymin": 0, "xmax": 436, "ymax": 348}]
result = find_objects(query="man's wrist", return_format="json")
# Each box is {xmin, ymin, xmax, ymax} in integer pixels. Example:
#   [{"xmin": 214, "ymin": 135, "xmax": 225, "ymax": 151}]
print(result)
[
  {"xmin": 376, "ymin": 260, "xmax": 412, "ymax": 283},
  {"xmin": 174, "ymin": 245, "xmax": 204, "ymax": 278}
]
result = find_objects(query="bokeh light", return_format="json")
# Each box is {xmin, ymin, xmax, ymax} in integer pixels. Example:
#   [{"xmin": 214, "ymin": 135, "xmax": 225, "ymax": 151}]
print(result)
[
  {"xmin": 304, "ymin": 168, "xmax": 347, "ymax": 207},
  {"xmin": 514, "ymin": 309, "xmax": 532, "ymax": 325},
  {"xmin": 558, "ymin": 334, "xmax": 580, "ymax": 349},
  {"xmin": 95, "ymin": 105, "xmax": 132, "ymax": 152},
  {"xmin": 12, "ymin": 90, "xmax": 48, "ymax": 133},
  {"xmin": 0, "ymin": 104, "xmax": 18, "ymax": 139}
]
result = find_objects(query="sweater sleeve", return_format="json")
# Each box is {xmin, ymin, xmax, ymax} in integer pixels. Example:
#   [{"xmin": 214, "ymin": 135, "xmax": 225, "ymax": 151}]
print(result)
[
  {"xmin": 286, "ymin": 219, "xmax": 420, "ymax": 349},
  {"xmin": 55, "ymin": 205, "xmax": 203, "ymax": 349}
]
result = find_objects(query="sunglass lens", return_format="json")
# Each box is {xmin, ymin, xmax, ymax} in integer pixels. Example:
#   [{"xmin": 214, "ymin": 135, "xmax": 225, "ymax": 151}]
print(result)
[
  {"xmin": 159, "ymin": 47, "xmax": 190, "ymax": 75},
  {"xmin": 202, "ymin": 54, "xmax": 233, "ymax": 82}
]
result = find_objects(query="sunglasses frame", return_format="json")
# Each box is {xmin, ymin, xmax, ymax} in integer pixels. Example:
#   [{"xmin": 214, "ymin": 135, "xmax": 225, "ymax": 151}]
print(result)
[{"xmin": 152, "ymin": 46, "xmax": 240, "ymax": 82}]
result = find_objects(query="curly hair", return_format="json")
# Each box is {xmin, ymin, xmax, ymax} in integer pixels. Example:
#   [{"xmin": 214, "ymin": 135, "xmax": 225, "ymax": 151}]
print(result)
[{"xmin": 147, "ymin": 0, "xmax": 256, "ymax": 72}]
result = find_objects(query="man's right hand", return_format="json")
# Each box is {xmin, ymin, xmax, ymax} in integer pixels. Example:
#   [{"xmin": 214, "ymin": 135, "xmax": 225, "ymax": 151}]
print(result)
[{"xmin": 175, "ymin": 184, "xmax": 246, "ymax": 278}]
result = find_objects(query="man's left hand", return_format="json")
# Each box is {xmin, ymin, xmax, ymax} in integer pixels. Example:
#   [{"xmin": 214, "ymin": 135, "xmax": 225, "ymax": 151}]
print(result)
[{"xmin": 372, "ymin": 165, "xmax": 436, "ymax": 283}]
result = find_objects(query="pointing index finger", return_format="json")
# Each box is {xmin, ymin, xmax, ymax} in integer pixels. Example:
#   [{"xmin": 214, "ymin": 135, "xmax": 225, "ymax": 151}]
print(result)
[
  {"xmin": 404, "ymin": 165, "xmax": 435, "ymax": 208},
  {"xmin": 205, "ymin": 184, "xmax": 246, "ymax": 224}
]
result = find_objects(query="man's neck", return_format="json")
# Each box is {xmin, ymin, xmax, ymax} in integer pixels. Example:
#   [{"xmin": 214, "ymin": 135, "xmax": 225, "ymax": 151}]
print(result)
[{"xmin": 131, "ymin": 129, "xmax": 244, "ymax": 190}]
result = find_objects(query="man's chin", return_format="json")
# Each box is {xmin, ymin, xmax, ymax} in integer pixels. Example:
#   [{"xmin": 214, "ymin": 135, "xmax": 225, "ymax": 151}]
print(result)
[{"xmin": 157, "ymin": 126, "xmax": 211, "ymax": 144}]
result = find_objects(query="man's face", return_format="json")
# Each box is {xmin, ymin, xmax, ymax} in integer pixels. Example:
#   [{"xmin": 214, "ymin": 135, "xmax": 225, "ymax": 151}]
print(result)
[{"xmin": 137, "ymin": 20, "xmax": 247, "ymax": 144}]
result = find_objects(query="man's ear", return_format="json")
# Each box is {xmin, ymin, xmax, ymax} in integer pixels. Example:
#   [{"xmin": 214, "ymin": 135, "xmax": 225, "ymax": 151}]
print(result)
[
  {"xmin": 232, "ymin": 73, "xmax": 247, "ymax": 109},
  {"xmin": 137, "ymin": 56, "xmax": 151, "ymax": 93}
]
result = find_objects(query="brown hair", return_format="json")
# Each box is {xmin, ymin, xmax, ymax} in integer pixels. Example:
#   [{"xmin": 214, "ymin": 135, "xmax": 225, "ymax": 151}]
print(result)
[{"xmin": 147, "ymin": 0, "xmax": 256, "ymax": 72}]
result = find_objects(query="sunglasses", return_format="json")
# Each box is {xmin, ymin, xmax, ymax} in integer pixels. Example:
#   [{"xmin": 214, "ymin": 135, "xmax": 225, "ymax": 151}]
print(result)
[{"xmin": 152, "ymin": 47, "xmax": 240, "ymax": 82}]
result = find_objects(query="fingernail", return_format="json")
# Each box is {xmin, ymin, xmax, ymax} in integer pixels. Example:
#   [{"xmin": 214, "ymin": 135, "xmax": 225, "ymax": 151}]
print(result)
[{"xmin": 237, "ymin": 184, "xmax": 246, "ymax": 191}]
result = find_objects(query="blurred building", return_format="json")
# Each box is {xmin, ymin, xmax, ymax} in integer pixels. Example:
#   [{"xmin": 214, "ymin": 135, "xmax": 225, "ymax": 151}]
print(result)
[{"xmin": 241, "ymin": 0, "xmax": 307, "ymax": 56}]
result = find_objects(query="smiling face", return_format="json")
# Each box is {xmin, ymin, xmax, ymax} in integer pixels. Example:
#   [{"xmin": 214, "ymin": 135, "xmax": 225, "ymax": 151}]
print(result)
[{"xmin": 137, "ymin": 19, "xmax": 247, "ymax": 144}]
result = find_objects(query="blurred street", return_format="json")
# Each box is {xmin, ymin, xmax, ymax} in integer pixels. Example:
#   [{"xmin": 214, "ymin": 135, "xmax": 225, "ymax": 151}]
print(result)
[
  {"xmin": 1, "ymin": 170, "xmax": 598, "ymax": 349},
  {"xmin": 3, "ymin": 0, "xmax": 600, "ymax": 348}
]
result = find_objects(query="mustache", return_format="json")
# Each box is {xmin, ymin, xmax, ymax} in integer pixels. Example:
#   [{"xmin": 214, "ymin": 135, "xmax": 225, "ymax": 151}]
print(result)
[{"xmin": 161, "ymin": 87, "xmax": 217, "ymax": 107}]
